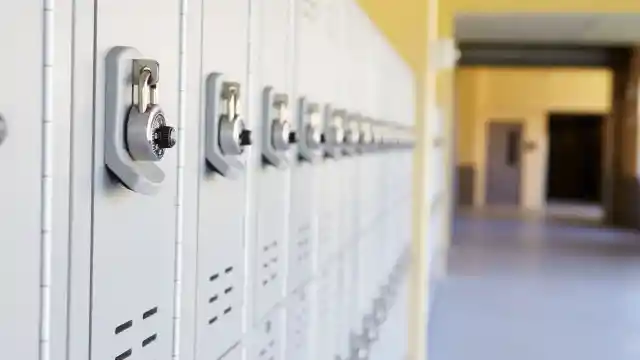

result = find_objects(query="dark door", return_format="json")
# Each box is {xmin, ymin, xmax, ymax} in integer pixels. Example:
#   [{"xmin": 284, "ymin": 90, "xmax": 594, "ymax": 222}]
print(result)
[
  {"xmin": 546, "ymin": 114, "xmax": 603, "ymax": 202},
  {"xmin": 486, "ymin": 122, "xmax": 523, "ymax": 205}
]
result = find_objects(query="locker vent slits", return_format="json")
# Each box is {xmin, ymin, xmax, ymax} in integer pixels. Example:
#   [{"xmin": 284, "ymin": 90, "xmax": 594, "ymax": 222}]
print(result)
[
  {"xmin": 223, "ymin": 306, "xmax": 232, "ymax": 315},
  {"xmin": 208, "ymin": 316, "xmax": 219, "ymax": 325},
  {"xmin": 224, "ymin": 286, "xmax": 233, "ymax": 294},
  {"xmin": 225, "ymin": 266, "xmax": 233, "ymax": 274},
  {"xmin": 143, "ymin": 306, "xmax": 158, "ymax": 319},
  {"xmin": 142, "ymin": 333, "xmax": 157, "ymax": 347},
  {"xmin": 115, "ymin": 349, "xmax": 132, "ymax": 360},
  {"xmin": 209, "ymin": 295, "xmax": 219, "ymax": 303},
  {"xmin": 210, "ymin": 273, "xmax": 220, "ymax": 282},
  {"xmin": 115, "ymin": 320, "xmax": 132, "ymax": 334}
]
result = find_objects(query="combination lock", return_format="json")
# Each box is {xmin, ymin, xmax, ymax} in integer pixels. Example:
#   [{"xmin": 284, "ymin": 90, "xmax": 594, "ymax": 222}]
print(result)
[
  {"xmin": 297, "ymin": 98, "xmax": 323, "ymax": 162},
  {"xmin": 205, "ymin": 74, "xmax": 253, "ymax": 177},
  {"xmin": 262, "ymin": 88, "xmax": 295, "ymax": 167},
  {"xmin": 305, "ymin": 106, "xmax": 323, "ymax": 149},
  {"xmin": 0, "ymin": 114, "xmax": 6, "ymax": 147},
  {"xmin": 328, "ymin": 110, "xmax": 345, "ymax": 144},
  {"xmin": 127, "ymin": 60, "xmax": 176, "ymax": 162},
  {"xmin": 219, "ymin": 82, "xmax": 252, "ymax": 156},
  {"xmin": 322, "ymin": 107, "xmax": 345, "ymax": 158},
  {"xmin": 271, "ymin": 94, "xmax": 296, "ymax": 151},
  {"xmin": 358, "ymin": 119, "xmax": 374, "ymax": 153},
  {"xmin": 342, "ymin": 115, "xmax": 360, "ymax": 155},
  {"xmin": 373, "ymin": 297, "xmax": 387, "ymax": 325},
  {"xmin": 104, "ymin": 47, "xmax": 176, "ymax": 195}
]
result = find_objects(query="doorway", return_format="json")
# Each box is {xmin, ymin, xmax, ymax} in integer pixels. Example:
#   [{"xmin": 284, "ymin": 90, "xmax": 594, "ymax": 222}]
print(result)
[
  {"xmin": 546, "ymin": 113, "xmax": 604, "ymax": 204},
  {"xmin": 485, "ymin": 122, "xmax": 523, "ymax": 206}
]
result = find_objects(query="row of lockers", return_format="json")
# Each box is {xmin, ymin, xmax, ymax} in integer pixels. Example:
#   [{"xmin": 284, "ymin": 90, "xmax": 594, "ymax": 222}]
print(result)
[{"xmin": 0, "ymin": 0, "xmax": 416, "ymax": 359}]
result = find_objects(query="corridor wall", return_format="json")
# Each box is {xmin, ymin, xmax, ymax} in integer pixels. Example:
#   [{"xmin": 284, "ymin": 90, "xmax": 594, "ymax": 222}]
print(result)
[
  {"xmin": 0, "ymin": 1, "xmax": 416, "ymax": 360},
  {"xmin": 455, "ymin": 67, "xmax": 612, "ymax": 210}
]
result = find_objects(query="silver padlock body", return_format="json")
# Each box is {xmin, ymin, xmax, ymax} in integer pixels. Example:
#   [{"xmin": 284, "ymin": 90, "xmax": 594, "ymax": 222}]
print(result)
[
  {"xmin": 126, "ymin": 104, "xmax": 167, "ymax": 161},
  {"xmin": 219, "ymin": 115, "xmax": 245, "ymax": 156},
  {"xmin": 272, "ymin": 120, "xmax": 290, "ymax": 151}
]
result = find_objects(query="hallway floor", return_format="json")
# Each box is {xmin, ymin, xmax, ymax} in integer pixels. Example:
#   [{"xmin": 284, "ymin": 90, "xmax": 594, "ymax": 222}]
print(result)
[{"xmin": 428, "ymin": 211, "xmax": 640, "ymax": 360}]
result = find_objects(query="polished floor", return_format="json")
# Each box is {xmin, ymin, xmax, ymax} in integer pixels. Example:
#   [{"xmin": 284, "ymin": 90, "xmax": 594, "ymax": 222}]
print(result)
[{"xmin": 428, "ymin": 210, "xmax": 640, "ymax": 360}]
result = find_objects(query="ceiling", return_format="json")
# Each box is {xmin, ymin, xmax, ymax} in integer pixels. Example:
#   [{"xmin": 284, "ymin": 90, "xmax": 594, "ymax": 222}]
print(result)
[{"xmin": 456, "ymin": 14, "xmax": 640, "ymax": 45}]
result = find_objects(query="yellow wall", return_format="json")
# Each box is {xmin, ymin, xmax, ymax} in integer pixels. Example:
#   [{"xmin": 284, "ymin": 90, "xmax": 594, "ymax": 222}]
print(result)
[
  {"xmin": 357, "ymin": 0, "xmax": 428, "ymax": 76},
  {"xmin": 456, "ymin": 67, "xmax": 613, "ymax": 209}
]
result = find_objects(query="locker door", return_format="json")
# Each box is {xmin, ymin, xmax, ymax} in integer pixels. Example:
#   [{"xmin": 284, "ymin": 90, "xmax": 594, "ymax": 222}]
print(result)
[
  {"xmin": 342, "ymin": 2, "xmax": 362, "ymax": 344},
  {"xmin": 0, "ymin": 4, "xmax": 44, "ymax": 360},
  {"xmin": 310, "ymin": 265, "xmax": 337, "ymax": 360},
  {"xmin": 249, "ymin": 309, "xmax": 284, "ymax": 360},
  {"xmin": 285, "ymin": 286, "xmax": 311, "ymax": 360},
  {"xmin": 90, "ymin": 1, "xmax": 180, "ymax": 359},
  {"xmin": 192, "ymin": 1, "xmax": 251, "ymax": 359},
  {"xmin": 289, "ymin": 0, "xmax": 324, "ymax": 296},
  {"xmin": 248, "ymin": 0, "xmax": 293, "ymax": 326}
]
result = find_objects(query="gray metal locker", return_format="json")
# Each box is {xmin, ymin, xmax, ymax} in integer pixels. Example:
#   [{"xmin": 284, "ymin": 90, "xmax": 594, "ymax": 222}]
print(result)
[
  {"xmin": 333, "ymin": 254, "xmax": 350, "ymax": 359},
  {"xmin": 0, "ymin": 3, "xmax": 48, "ymax": 360},
  {"xmin": 285, "ymin": 286, "xmax": 311, "ymax": 360},
  {"xmin": 249, "ymin": 308, "xmax": 284, "ymax": 360},
  {"xmin": 0, "ymin": 1, "xmax": 422, "ymax": 360},
  {"xmin": 309, "ymin": 265, "xmax": 338, "ymax": 360},
  {"xmin": 247, "ymin": 0, "xmax": 294, "ymax": 325},
  {"xmin": 289, "ymin": 0, "xmax": 326, "ymax": 295},
  {"xmin": 189, "ymin": 0, "xmax": 252, "ymax": 359},
  {"xmin": 0, "ymin": 2, "xmax": 76, "ymax": 360},
  {"xmin": 89, "ymin": 1, "xmax": 181, "ymax": 359}
]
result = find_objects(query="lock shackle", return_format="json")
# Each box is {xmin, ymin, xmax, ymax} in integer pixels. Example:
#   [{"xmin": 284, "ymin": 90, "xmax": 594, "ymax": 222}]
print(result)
[
  {"xmin": 225, "ymin": 86, "xmax": 240, "ymax": 120},
  {"xmin": 137, "ymin": 67, "xmax": 153, "ymax": 113}
]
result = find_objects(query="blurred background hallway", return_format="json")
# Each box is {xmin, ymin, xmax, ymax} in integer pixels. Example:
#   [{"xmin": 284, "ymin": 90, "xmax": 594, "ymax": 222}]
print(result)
[{"xmin": 429, "ymin": 211, "xmax": 640, "ymax": 360}]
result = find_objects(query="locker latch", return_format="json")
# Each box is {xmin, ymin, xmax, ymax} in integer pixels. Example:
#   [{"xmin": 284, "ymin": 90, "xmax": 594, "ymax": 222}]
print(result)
[
  {"xmin": 262, "ymin": 87, "xmax": 295, "ymax": 168},
  {"xmin": 205, "ymin": 73, "xmax": 252, "ymax": 178},
  {"xmin": 104, "ymin": 47, "xmax": 175, "ymax": 195}
]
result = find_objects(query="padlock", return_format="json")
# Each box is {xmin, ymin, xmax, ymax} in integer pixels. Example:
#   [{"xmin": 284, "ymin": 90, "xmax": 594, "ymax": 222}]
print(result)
[
  {"xmin": 219, "ymin": 82, "xmax": 252, "ymax": 156},
  {"xmin": 327, "ymin": 110, "xmax": 345, "ymax": 145},
  {"xmin": 0, "ymin": 114, "xmax": 6, "ymax": 147},
  {"xmin": 343, "ymin": 118, "xmax": 359, "ymax": 146},
  {"xmin": 126, "ymin": 60, "xmax": 176, "ymax": 162},
  {"xmin": 271, "ymin": 94, "xmax": 295, "ymax": 151},
  {"xmin": 305, "ymin": 105, "xmax": 322, "ymax": 149},
  {"xmin": 358, "ymin": 119, "xmax": 374, "ymax": 153},
  {"xmin": 297, "ymin": 98, "xmax": 323, "ymax": 163}
]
